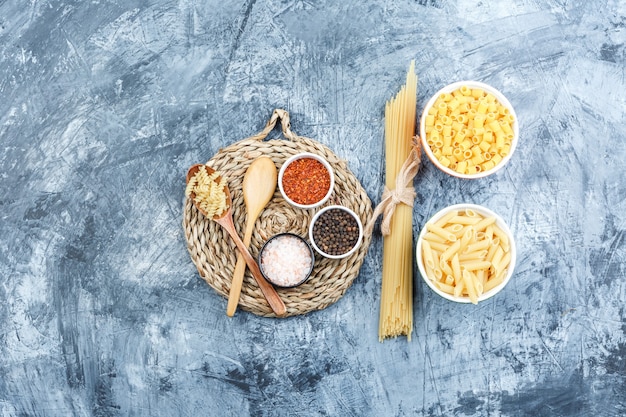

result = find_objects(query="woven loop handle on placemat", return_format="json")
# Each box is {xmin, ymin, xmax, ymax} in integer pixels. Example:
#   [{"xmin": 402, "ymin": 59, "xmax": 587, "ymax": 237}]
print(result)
[
  {"xmin": 246, "ymin": 109, "xmax": 299, "ymax": 143},
  {"xmin": 183, "ymin": 109, "xmax": 373, "ymax": 317}
]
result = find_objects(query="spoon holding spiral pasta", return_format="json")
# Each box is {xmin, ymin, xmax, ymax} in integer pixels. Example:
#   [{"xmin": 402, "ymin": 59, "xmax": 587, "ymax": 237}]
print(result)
[{"xmin": 186, "ymin": 164, "xmax": 286, "ymax": 317}]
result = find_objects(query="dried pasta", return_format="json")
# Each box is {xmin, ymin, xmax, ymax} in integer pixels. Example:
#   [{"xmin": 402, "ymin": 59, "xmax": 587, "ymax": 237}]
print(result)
[
  {"xmin": 421, "ymin": 209, "xmax": 511, "ymax": 304},
  {"xmin": 424, "ymin": 86, "xmax": 515, "ymax": 175},
  {"xmin": 379, "ymin": 61, "xmax": 417, "ymax": 341},
  {"xmin": 186, "ymin": 165, "xmax": 228, "ymax": 218}
]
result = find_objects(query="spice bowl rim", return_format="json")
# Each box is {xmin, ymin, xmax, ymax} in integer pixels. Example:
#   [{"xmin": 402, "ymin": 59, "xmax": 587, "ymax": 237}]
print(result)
[
  {"xmin": 416, "ymin": 203, "xmax": 516, "ymax": 304},
  {"xmin": 278, "ymin": 152, "xmax": 335, "ymax": 209},
  {"xmin": 419, "ymin": 80, "xmax": 519, "ymax": 179},
  {"xmin": 258, "ymin": 232, "xmax": 315, "ymax": 288},
  {"xmin": 308, "ymin": 205, "xmax": 363, "ymax": 260}
]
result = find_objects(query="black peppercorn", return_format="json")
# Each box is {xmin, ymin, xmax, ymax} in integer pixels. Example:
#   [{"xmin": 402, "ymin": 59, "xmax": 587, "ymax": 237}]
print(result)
[{"xmin": 312, "ymin": 208, "xmax": 360, "ymax": 256}]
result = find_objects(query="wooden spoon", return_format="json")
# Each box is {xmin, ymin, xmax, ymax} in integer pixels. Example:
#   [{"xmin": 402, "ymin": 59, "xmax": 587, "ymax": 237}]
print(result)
[
  {"xmin": 186, "ymin": 164, "xmax": 286, "ymax": 317},
  {"xmin": 226, "ymin": 157, "xmax": 278, "ymax": 317}
]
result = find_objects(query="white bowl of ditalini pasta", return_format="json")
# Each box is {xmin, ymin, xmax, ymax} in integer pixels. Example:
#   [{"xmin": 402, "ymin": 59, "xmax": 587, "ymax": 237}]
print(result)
[
  {"xmin": 419, "ymin": 81, "xmax": 518, "ymax": 179},
  {"xmin": 416, "ymin": 204, "xmax": 516, "ymax": 304}
]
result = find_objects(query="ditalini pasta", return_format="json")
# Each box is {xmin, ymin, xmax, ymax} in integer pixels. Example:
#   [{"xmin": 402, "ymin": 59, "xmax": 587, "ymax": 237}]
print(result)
[
  {"xmin": 421, "ymin": 209, "xmax": 511, "ymax": 304},
  {"xmin": 379, "ymin": 62, "xmax": 417, "ymax": 341},
  {"xmin": 186, "ymin": 165, "xmax": 229, "ymax": 218},
  {"xmin": 424, "ymin": 86, "xmax": 515, "ymax": 175}
]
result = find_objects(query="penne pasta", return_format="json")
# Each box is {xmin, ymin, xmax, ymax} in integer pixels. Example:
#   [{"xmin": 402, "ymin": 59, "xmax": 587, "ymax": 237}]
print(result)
[
  {"xmin": 460, "ymin": 260, "xmax": 492, "ymax": 271},
  {"xmin": 444, "ymin": 223, "xmax": 464, "ymax": 233},
  {"xmin": 464, "ymin": 239, "xmax": 491, "ymax": 254},
  {"xmin": 458, "ymin": 226, "xmax": 475, "ymax": 253},
  {"xmin": 473, "ymin": 216, "xmax": 497, "ymax": 232},
  {"xmin": 427, "ymin": 223, "xmax": 458, "ymax": 242},
  {"xmin": 493, "ymin": 251, "xmax": 511, "ymax": 276},
  {"xmin": 459, "ymin": 250, "xmax": 488, "ymax": 262},
  {"xmin": 491, "ymin": 246, "xmax": 504, "ymax": 270},
  {"xmin": 483, "ymin": 274, "xmax": 505, "ymax": 292},
  {"xmin": 422, "ymin": 240, "xmax": 436, "ymax": 270},
  {"xmin": 434, "ymin": 281, "xmax": 455, "ymax": 295},
  {"xmin": 420, "ymin": 206, "xmax": 514, "ymax": 304},
  {"xmin": 440, "ymin": 240, "xmax": 461, "ymax": 263},
  {"xmin": 423, "ymin": 232, "xmax": 447, "ymax": 244},
  {"xmin": 453, "ymin": 279, "xmax": 465, "ymax": 297},
  {"xmin": 428, "ymin": 240, "xmax": 450, "ymax": 253},
  {"xmin": 449, "ymin": 215, "xmax": 481, "ymax": 225},
  {"xmin": 444, "ymin": 275, "xmax": 455, "ymax": 286},
  {"xmin": 451, "ymin": 254, "xmax": 462, "ymax": 285},
  {"xmin": 440, "ymin": 258, "xmax": 454, "ymax": 278},
  {"xmin": 492, "ymin": 225, "xmax": 510, "ymax": 250},
  {"xmin": 462, "ymin": 269, "xmax": 479, "ymax": 304}
]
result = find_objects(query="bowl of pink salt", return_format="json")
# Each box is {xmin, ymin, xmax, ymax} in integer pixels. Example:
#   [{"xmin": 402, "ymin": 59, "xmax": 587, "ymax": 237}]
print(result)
[{"xmin": 258, "ymin": 233, "xmax": 315, "ymax": 288}]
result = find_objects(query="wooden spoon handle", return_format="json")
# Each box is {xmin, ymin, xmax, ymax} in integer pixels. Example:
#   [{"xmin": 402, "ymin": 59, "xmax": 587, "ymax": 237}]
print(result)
[
  {"xmin": 226, "ymin": 220, "xmax": 254, "ymax": 317},
  {"xmin": 217, "ymin": 217, "xmax": 286, "ymax": 317}
]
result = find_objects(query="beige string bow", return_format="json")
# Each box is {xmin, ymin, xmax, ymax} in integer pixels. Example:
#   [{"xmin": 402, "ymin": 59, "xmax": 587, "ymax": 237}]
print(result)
[{"xmin": 365, "ymin": 139, "xmax": 422, "ymax": 236}]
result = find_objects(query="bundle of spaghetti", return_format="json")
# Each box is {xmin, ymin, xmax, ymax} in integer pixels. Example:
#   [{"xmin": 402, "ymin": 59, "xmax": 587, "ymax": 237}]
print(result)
[{"xmin": 379, "ymin": 61, "xmax": 417, "ymax": 341}]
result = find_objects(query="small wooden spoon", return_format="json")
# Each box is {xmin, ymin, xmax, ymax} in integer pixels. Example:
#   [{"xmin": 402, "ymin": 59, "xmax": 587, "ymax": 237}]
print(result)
[
  {"xmin": 186, "ymin": 164, "xmax": 286, "ymax": 317},
  {"xmin": 226, "ymin": 157, "xmax": 277, "ymax": 317}
]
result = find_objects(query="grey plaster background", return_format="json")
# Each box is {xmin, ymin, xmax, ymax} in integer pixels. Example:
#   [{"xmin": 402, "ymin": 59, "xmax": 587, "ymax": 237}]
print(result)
[{"xmin": 1, "ymin": 0, "xmax": 625, "ymax": 416}]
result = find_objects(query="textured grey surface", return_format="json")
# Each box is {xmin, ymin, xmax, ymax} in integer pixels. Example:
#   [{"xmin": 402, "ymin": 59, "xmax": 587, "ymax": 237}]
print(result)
[{"xmin": 1, "ymin": 0, "xmax": 625, "ymax": 416}]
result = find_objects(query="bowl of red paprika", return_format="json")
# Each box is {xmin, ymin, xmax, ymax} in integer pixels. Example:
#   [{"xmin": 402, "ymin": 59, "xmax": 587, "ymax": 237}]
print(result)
[{"xmin": 278, "ymin": 152, "xmax": 335, "ymax": 209}]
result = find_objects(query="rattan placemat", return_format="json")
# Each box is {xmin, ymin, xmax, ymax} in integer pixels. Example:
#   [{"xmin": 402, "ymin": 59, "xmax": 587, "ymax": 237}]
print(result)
[{"xmin": 183, "ymin": 109, "xmax": 373, "ymax": 317}]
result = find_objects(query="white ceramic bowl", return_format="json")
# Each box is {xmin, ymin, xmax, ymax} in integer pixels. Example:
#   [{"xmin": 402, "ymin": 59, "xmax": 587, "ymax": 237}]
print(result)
[
  {"xmin": 278, "ymin": 152, "xmax": 335, "ymax": 209},
  {"xmin": 416, "ymin": 203, "xmax": 516, "ymax": 303},
  {"xmin": 419, "ymin": 81, "xmax": 519, "ymax": 179},
  {"xmin": 258, "ymin": 233, "xmax": 315, "ymax": 288},
  {"xmin": 309, "ymin": 205, "xmax": 363, "ymax": 259}
]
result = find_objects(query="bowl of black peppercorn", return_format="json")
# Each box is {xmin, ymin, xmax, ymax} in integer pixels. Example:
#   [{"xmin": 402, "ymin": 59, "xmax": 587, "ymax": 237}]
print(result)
[{"xmin": 309, "ymin": 205, "xmax": 363, "ymax": 259}]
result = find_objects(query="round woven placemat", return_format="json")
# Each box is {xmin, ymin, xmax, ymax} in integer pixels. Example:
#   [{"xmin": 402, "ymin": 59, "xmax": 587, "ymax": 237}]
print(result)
[{"xmin": 183, "ymin": 109, "xmax": 373, "ymax": 317}]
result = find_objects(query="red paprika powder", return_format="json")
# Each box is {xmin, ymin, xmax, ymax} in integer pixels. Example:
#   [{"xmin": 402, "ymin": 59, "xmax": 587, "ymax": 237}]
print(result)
[{"xmin": 282, "ymin": 158, "xmax": 330, "ymax": 205}]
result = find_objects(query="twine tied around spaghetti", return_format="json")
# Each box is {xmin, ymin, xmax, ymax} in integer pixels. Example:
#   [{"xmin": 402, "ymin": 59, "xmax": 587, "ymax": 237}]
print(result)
[{"xmin": 365, "ymin": 139, "xmax": 422, "ymax": 236}]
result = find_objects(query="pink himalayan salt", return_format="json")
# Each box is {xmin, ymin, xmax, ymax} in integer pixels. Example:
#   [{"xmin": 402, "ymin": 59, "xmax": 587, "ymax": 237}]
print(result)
[{"xmin": 260, "ymin": 234, "xmax": 313, "ymax": 287}]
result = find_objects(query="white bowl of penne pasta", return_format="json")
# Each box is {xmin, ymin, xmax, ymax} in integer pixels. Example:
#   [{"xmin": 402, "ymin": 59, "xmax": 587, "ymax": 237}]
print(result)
[
  {"xmin": 419, "ymin": 81, "xmax": 518, "ymax": 179},
  {"xmin": 416, "ymin": 203, "xmax": 516, "ymax": 304}
]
